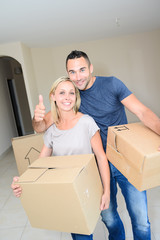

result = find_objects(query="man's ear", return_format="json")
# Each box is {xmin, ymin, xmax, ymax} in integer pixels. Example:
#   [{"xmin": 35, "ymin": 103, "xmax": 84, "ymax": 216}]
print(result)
[{"xmin": 90, "ymin": 64, "xmax": 93, "ymax": 74}]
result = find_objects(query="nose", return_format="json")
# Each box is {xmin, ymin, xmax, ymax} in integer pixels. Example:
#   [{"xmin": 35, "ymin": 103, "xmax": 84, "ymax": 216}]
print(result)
[
  {"xmin": 76, "ymin": 72, "xmax": 81, "ymax": 81},
  {"xmin": 65, "ymin": 93, "xmax": 70, "ymax": 99}
]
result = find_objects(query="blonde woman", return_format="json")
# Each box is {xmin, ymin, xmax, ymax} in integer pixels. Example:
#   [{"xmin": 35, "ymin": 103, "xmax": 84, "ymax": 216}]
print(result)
[{"xmin": 12, "ymin": 76, "xmax": 110, "ymax": 240}]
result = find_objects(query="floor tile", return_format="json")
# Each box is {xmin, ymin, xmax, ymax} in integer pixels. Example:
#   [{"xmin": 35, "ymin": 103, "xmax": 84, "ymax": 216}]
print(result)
[
  {"xmin": 3, "ymin": 193, "xmax": 24, "ymax": 211},
  {"xmin": 21, "ymin": 225, "xmax": 61, "ymax": 240},
  {"xmin": 93, "ymin": 217, "xmax": 107, "ymax": 240},
  {"xmin": 149, "ymin": 206, "xmax": 160, "ymax": 235},
  {"xmin": 147, "ymin": 186, "xmax": 160, "ymax": 207},
  {"xmin": 0, "ymin": 207, "xmax": 27, "ymax": 229},
  {"xmin": 0, "ymin": 227, "xmax": 24, "ymax": 240},
  {"xmin": 153, "ymin": 232, "xmax": 160, "ymax": 240},
  {"xmin": 61, "ymin": 232, "xmax": 72, "ymax": 240},
  {"xmin": 118, "ymin": 210, "xmax": 132, "ymax": 238}
]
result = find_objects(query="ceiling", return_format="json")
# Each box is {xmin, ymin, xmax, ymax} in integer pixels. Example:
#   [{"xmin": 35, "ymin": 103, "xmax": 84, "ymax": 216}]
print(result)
[{"xmin": 0, "ymin": 0, "xmax": 160, "ymax": 48}]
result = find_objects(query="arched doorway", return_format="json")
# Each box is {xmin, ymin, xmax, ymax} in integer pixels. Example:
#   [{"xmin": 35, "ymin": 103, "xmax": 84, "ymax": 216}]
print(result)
[{"xmin": 0, "ymin": 56, "xmax": 34, "ymax": 136}]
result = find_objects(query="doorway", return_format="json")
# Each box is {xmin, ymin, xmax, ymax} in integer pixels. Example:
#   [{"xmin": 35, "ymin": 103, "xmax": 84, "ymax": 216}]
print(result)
[
  {"xmin": 0, "ymin": 57, "xmax": 34, "ymax": 136},
  {"xmin": 7, "ymin": 79, "xmax": 24, "ymax": 136}
]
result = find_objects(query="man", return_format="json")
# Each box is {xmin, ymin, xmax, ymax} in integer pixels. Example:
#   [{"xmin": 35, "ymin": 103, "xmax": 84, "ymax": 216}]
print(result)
[{"xmin": 33, "ymin": 50, "xmax": 160, "ymax": 240}]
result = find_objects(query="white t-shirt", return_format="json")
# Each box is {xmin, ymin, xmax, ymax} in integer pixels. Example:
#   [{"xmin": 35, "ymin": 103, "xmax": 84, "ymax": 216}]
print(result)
[{"xmin": 43, "ymin": 114, "xmax": 99, "ymax": 156}]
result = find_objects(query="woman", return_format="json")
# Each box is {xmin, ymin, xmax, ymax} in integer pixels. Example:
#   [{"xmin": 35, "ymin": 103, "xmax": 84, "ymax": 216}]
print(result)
[{"xmin": 11, "ymin": 76, "xmax": 110, "ymax": 240}]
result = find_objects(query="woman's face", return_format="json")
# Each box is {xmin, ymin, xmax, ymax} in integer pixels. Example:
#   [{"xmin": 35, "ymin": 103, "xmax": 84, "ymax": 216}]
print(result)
[{"xmin": 52, "ymin": 81, "xmax": 76, "ymax": 112}]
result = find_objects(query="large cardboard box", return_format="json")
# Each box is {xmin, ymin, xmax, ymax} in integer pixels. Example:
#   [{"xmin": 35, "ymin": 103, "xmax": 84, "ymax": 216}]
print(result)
[
  {"xmin": 18, "ymin": 154, "xmax": 103, "ymax": 234},
  {"xmin": 107, "ymin": 122, "xmax": 160, "ymax": 191},
  {"xmin": 12, "ymin": 133, "xmax": 44, "ymax": 175}
]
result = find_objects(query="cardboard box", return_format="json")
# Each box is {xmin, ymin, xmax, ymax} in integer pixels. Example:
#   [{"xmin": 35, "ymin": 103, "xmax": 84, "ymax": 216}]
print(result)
[
  {"xmin": 18, "ymin": 154, "xmax": 103, "ymax": 234},
  {"xmin": 12, "ymin": 133, "xmax": 44, "ymax": 175},
  {"xmin": 107, "ymin": 122, "xmax": 160, "ymax": 191}
]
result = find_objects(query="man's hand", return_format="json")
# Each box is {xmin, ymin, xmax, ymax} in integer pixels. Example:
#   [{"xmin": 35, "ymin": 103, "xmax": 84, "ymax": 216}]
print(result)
[{"xmin": 34, "ymin": 95, "xmax": 46, "ymax": 122}]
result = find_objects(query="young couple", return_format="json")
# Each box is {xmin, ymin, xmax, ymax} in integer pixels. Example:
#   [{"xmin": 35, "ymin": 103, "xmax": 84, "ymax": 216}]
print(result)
[{"xmin": 12, "ymin": 50, "xmax": 160, "ymax": 240}]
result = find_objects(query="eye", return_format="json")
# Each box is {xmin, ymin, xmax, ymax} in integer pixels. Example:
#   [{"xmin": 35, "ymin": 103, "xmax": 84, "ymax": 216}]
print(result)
[
  {"xmin": 80, "ymin": 68, "xmax": 85, "ymax": 72},
  {"xmin": 69, "ymin": 71, "xmax": 75, "ymax": 75},
  {"xmin": 59, "ymin": 91, "xmax": 65, "ymax": 95},
  {"xmin": 70, "ymin": 92, "xmax": 75, "ymax": 95}
]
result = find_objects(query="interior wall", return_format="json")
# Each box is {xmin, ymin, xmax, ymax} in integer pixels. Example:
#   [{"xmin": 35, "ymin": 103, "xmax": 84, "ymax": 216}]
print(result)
[
  {"xmin": 31, "ymin": 29, "xmax": 160, "ymax": 122},
  {"xmin": 20, "ymin": 43, "xmax": 38, "ymax": 115},
  {"xmin": 29, "ymin": 48, "xmax": 56, "ymax": 109}
]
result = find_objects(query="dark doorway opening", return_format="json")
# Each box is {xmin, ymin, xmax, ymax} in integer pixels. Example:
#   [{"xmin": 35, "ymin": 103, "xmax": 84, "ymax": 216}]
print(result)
[{"xmin": 7, "ymin": 79, "xmax": 23, "ymax": 136}]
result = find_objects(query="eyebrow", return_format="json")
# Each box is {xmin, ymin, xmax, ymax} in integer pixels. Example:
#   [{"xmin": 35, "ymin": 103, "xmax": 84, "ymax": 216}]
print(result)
[{"xmin": 68, "ymin": 67, "xmax": 86, "ymax": 73}]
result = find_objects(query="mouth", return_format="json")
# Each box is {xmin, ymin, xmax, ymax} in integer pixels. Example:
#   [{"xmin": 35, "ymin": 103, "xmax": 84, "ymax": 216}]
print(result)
[
  {"xmin": 76, "ymin": 79, "xmax": 85, "ymax": 86},
  {"xmin": 63, "ymin": 102, "xmax": 71, "ymax": 106}
]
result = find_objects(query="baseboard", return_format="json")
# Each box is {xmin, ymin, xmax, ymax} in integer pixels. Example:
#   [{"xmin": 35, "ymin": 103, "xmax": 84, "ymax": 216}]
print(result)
[{"xmin": 0, "ymin": 146, "xmax": 12, "ymax": 160}]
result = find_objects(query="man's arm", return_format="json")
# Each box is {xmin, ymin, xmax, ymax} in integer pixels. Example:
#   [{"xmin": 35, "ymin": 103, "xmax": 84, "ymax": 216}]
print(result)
[
  {"xmin": 32, "ymin": 95, "xmax": 54, "ymax": 133},
  {"xmin": 121, "ymin": 93, "xmax": 160, "ymax": 135}
]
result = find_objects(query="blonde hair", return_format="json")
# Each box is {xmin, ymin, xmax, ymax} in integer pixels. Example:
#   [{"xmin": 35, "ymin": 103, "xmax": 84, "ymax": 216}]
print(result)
[{"xmin": 49, "ymin": 76, "xmax": 81, "ymax": 123}]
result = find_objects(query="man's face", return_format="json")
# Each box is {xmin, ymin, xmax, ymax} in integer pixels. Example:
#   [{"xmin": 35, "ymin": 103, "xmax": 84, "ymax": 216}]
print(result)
[{"xmin": 67, "ymin": 57, "xmax": 93, "ymax": 90}]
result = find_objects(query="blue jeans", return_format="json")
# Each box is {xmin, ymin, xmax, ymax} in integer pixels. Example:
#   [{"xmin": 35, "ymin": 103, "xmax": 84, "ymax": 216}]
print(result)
[
  {"xmin": 101, "ymin": 163, "xmax": 151, "ymax": 240},
  {"xmin": 71, "ymin": 233, "xmax": 93, "ymax": 240}
]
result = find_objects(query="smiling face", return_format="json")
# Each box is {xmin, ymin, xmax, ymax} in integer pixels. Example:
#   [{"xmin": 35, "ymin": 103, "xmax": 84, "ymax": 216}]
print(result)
[
  {"xmin": 51, "ymin": 81, "xmax": 76, "ymax": 113},
  {"xmin": 67, "ymin": 57, "xmax": 93, "ymax": 90}
]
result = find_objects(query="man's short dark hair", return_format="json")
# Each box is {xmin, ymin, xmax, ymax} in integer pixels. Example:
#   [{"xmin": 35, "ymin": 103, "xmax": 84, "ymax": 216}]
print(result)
[{"xmin": 66, "ymin": 50, "xmax": 91, "ymax": 69}]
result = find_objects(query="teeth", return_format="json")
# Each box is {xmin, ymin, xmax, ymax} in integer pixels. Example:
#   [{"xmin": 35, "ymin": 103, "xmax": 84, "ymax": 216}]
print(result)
[{"xmin": 63, "ymin": 102, "xmax": 70, "ymax": 105}]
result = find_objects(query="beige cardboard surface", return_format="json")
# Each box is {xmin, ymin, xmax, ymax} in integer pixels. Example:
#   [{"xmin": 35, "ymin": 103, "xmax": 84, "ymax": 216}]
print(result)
[
  {"xmin": 107, "ymin": 122, "xmax": 160, "ymax": 191},
  {"xmin": 18, "ymin": 154, "xmax": 103, "ymax": 234},
  {"xmin": 12, "ymin": 133, "xmax": 44, "ymax": 175}
]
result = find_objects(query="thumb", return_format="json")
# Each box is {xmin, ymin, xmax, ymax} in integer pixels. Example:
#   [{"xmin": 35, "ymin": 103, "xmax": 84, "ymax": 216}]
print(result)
[
  {"xmin": 39, "ymin": 95, "xmax": 44, "ymax": 107},
  {"xmin": 13, "ymin": 176, "xmax": 19, "ymax": 183},
  {"xmin": 100, "ymin": 202, "xmax": 104, "ymax": 211}
]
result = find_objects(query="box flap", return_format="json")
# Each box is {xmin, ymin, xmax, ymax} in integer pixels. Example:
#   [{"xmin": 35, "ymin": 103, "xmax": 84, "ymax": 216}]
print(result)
[
  {"xmin": 12, "ymin": 133, "xmax": 43, "ymax": 142},
  {"xmin": 18, "ymin": 154, "xmax": 94, "ymax": 184},
  {"xmin": 37, "ymin": 168, "xmax": 82, "ymax": 183},
  {"xmin": 18, "ymin": 167, "xmax": 83, "ymax": 184},
  {"xmin": 18, "ymin": 168, "xmax": 47, "ymax": 183},
  {"xmin": 29, "ymin": 154, "xmax": 93, "ymax": 170}
]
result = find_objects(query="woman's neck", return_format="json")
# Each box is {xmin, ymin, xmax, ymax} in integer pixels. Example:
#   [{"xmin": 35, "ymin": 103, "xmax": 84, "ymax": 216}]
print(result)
[
  {"xmin": 56, "ymin": 111, "xmax": 83, "ymax": 130},
  {"xmin": 59, "ymin": 110, "xmax": 76, "ymax": 122}
]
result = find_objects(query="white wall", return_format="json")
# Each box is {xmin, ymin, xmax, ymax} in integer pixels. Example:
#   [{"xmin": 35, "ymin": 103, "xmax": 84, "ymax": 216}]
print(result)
[
  {"xmin": 30, "ymin": 29, "xmax": 160, "ymax": 122},
  {"xmin": 20, "ymin": 43, "xmax": 38, "ymax": 115},
  {"xmin": 0, "ymin": 42, "xmax": 37, "ymax": 156}
]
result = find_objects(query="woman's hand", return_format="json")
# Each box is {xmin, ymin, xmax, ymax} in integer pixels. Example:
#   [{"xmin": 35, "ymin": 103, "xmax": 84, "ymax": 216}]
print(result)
[
  {"xmin": 11, "ymin": 176, "xmax": 22, "ymax": 198},
  {"xmin": 100, "ymin": 192, "xmax": 110, "ymax": 211}
]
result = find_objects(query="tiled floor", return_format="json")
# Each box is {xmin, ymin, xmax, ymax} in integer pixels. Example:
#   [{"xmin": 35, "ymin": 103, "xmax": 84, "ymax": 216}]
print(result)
[{"xmin": 0, "ymin": 148, "xmax": 160, "ymax": 240}]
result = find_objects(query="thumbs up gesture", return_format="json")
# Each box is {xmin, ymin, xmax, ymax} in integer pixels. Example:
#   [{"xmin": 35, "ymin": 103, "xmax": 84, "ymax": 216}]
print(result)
[{"xmin": 34, "ymin": 95, "xmax": 46, "ymax": 122}]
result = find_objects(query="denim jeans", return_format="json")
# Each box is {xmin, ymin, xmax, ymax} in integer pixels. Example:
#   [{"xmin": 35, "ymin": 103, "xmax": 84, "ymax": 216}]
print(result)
[
  {"xmin": 71, "ymin": 233, "xmax": 93, "ymax": 240},
  {"xmin": 101, "ymin": 163, "xmax": 151, "ymax": 240}
]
